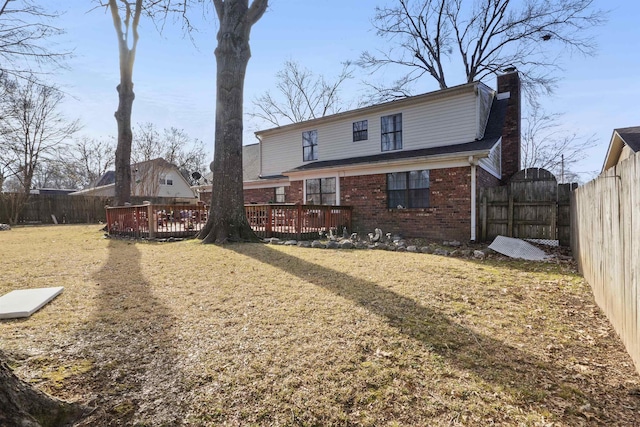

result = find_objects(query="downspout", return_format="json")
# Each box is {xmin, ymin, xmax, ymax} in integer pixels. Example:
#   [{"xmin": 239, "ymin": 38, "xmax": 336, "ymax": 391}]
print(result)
[
  {"xmin": 469, "ymin": 156, "xmax": 477, "ymax": 242},
  {"xmin": 255, "ymin": 133, "xmax": 263, "ymax": 178}
]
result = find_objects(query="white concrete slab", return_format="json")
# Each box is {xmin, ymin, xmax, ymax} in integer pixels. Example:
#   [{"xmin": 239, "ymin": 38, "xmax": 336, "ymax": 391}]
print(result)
[
  {"xmin": 488, "ymin": 236, "xmax": 548, "ymax": 261},
  {"xmin": 0, "ymin": 287, "xmax": 64, "ymax": 319}
]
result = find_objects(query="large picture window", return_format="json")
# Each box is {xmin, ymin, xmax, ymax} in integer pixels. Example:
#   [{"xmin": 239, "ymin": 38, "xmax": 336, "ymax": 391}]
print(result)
[
  {"xmin": 381, "ymin": 113, "xmax": 402, "ymax": 151},
  {"xmin": 387, "ymin": 170, "xmax": 430, "ymax": 208},
  {"xmin": 303, "ymin": 130, "xmax": 318, "ymax": 161},
  {"xmin": 306, "ymin": 177, "xmax": 336, "ymax": 205}
]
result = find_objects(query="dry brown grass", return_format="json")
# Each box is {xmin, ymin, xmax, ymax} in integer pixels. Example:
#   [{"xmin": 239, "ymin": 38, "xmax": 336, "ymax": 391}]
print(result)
[{"xmin": 1, "ymin": 225, "xmax": 639, "ymax": 426}]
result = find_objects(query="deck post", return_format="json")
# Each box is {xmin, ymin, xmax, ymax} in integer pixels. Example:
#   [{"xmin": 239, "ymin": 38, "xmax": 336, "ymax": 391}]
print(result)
[
  {"xmin": 145, "ymin": 201, "xmax": 155, "ymax": 239},
  {"xmin": 296, "ymin": 204, "xmax": 302, "ymax": 240}
]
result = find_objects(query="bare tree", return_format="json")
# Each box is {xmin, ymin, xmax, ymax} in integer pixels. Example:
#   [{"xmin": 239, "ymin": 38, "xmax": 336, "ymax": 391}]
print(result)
[
  {"xmin": 250, "ymin": 60, "xmax": 354, "ymax": 127},
  {"xmin": 0, "ymin": 0, "xmax": 69, "ymax": 78},
  {"xmin": 359, "ymin": 0, "xmax": 604, "ymax": 101},
  {"xmin": 0, "ymin": 77, "xmax": 79, "ymax": 221},
  {"xmin": 105, "ymin": 0, "xmax": 143, "ymax": 206},
  {"xmin": 198, "ymin": 0, "xmax": 268, "ymax": 244},
  {"xmin": 72, "ymin": 136, "xmax": 116, "ymax": 188},
  {"xmin": 131, "ymin": 122, "xmax": 207, "ymax": 182},
  {"xmin": 522, "ymin": 104, "xmax": 596, "ymax": 183}
]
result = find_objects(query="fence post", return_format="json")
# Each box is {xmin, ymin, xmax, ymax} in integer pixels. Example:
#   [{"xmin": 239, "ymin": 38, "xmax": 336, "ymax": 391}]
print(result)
[
  {"xmin": 507, "ymin": 193, "xmax": 514, "ymax": 237},
  {"xmin": 481, "ymin": 195, "xmax": 487, "ymax": 241},
  {"xmin": 550, "ymin": 202, "xmax": 557, "ymax": 240}
]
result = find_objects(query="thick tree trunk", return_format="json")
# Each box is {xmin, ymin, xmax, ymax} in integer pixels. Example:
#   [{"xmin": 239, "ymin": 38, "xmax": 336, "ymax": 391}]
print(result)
[
  {"xmin": 0, "ymin": 355, "xmax": 88, "ymax": 426},
  {"xmin": 199, "ymin": 0, "xmax": 267, "ymax": 244},
  {"xmin": 113, "ymin": 81, "xmax": 134, "ymax": 206}
]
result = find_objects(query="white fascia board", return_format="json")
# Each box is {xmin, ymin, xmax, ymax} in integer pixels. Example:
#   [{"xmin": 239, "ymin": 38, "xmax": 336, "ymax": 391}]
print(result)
[
  {"xmin": 243, "ymin": 178, "xmax": 290, "ymax": 189},
  {"xmin": 284, "ymin": 150, "xmax": 492, "ymax": 180}
]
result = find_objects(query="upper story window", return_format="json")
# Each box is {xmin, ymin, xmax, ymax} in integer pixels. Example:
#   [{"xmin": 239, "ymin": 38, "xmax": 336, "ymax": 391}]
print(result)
[
  {"xmin": 381, "ymin": 113, "xmax": 402, "ymax": 151},
  {"xmin": 353, "ymin": 120, "xmax": 368, "ymax": 142},
  {"xmin": 306, "ymin": 177, "xmax": 336, "ymax": 205},
  {"xmin": 387, "ymin": 170, "xmax": 429, "ymax": 208},
  {"xmin": 159, "ymin": 177, "xmax": 173, "ymax": 186},
  {"xmin": 303, "ymin": 130, "xmax": 318, "ymax": 161}
]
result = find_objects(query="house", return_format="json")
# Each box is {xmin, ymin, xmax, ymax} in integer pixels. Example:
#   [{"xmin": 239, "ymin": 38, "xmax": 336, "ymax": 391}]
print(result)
[
  {"xmin": 194, "ymin": 144, "xmax": 261, "ymax": 203},
  {"xmin": 71, "ymin": 158, "xmax": 196, "ymax": 200},
  {"xmin": 200, "ymin": 70, "xmax": 521, "ymax": 241},
  {"xmin": 602, "ymin": 126, "xmax": 640, "ymax": 171}
]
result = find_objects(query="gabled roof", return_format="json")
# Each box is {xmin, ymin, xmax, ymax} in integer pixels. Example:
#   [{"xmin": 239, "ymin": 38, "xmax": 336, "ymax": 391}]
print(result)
[
  {"xmin": 255, "ymin": 80, "xmax": 489, "ymax": 137},
  {"xmin": 616, "ymin": 126, "xmax": 640, "ymax": 152},
  {"xmin": 602, "ymin": 126, "xmax": 640, "ymax": 171},
  {"xmin": 93, "ymin": 158, "xmax": 177, "ymax": 187},
  {"xmin": 284, "ymin": 97, "xmax": 507, "ymax": 174}
]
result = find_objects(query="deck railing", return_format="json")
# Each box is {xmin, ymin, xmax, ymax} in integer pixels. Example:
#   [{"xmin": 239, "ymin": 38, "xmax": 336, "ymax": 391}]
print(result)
[
  {"xmin": 245, "ymin": 204, "xmax": 352, "ymax": 240},
  {"xmin": 106, "ymin": 203, "xmax": 207, "ymax": 238},
  {"xmin": 106, "ymin": 203, "xmax": 352, "ymax": 240}
]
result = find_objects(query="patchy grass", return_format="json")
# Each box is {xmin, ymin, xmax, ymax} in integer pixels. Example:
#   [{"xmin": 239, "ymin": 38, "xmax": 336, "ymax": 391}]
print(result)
[{"xmin": 0, "ymin": 225, "xmax": 639, "ymax": 426}]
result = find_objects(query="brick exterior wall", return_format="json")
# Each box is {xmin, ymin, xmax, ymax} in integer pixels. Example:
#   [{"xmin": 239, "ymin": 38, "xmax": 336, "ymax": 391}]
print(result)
[
  {"xmin": 244, "ymin": 187, "xmax": 275, "ymax": 204},
  {"xmin": 341, "ymin": 167, "xmax": 473, "ymax": 241},
  {"xmin": 476, "ymin": 167, "xmax": 500, "ymax": 190},
  {"xmin": 497, "ymin": 71, "xmax": 521, "ymax": 182}
]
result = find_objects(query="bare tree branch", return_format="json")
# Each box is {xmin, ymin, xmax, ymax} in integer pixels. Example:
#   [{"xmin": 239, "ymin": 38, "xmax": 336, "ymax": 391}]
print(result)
[
  {"xmin": 359, "ymin": 0, "xmax": 605, "ymax": 101},
  {"xmin": 250, "ymin": 60, "xmax": 354, "ymax": 127}
]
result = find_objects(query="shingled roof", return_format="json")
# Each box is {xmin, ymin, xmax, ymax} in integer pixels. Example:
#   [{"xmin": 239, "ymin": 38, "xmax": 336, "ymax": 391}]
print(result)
[{"xmin": 615, "ymin": 126, "xmax": 640, "ymax": 152}]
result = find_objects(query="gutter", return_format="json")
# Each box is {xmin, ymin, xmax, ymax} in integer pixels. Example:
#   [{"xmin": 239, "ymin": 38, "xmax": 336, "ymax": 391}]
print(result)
[{"xmin": 469, "ymin": 156, "xmax": 478, "ymax": 242}]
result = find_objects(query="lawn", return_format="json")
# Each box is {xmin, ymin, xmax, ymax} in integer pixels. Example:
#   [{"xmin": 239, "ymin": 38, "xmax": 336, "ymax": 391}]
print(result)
[{"xmin": 1, "ymin": 225, "xmax": 639, "ymax": 426}]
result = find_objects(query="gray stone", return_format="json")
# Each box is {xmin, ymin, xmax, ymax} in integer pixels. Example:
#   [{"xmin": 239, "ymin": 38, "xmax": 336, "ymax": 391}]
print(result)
[
  {"xmin": 311, "ymin": 240, "xmax": 326, "ymax": 249},
  {"xmin": 459, "ymin": 249, "xmax": 472, "ymax": 257},
  {"xmin": 340, "ymin": 240, "xmax": 354, "ymax": 249},
  {"xmin": 406, "ymin": 245, "xmax": 418, "ymax": 253},
  {"xmin": 0, "ymin": 223, "xmax": 10, "ymax": 231},
  {"xmin": 355, "ymin": 242, "xmax": 368, "ymax": 249},
  {"xmin": 433, "ymin": 248, "xmax": 449, "ymax": 256},
  {"xmin": 284, "ymin": 240, "xmax": 298, "ymax": 246},
  {"xmin": 326, "ymin": 240, "xmax": 339, "ymax": 249},
  {"xmin": 268, "ymin": 237, "xmax": 281, "ymax": 245},
  {"xmin": 473, "ymin": 250, "xmax": 486, "ymax": 259},
  {"xmin": 420, "ymin": 246, "xmax": 434, "ymax": 254},
  {"xmin": 297, "ymin": 241, "xmax": 311, "ymax": 248},
  {"xmin": 443, "ymin": 240, "xmax": 461, "ymax": 247},
  {"xmin": 396, "ymin": 247, "xmax": 406, "ymax": 252}
]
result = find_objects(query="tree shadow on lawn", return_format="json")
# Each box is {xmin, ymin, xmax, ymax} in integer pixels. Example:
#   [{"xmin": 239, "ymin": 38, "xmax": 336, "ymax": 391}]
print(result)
[
  {"xmin": 226, "ymin": 243, "xmax": 636, "ymax": 425},
  {"xmin": 75, "ymin": 240, "xmax": 183, "ymax": 426}
]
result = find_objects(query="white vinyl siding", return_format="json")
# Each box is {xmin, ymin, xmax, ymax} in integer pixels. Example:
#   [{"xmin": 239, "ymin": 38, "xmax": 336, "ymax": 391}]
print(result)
[{"xmin": 260, "ymin": 90, "xmax": 479, "ymax": 177}]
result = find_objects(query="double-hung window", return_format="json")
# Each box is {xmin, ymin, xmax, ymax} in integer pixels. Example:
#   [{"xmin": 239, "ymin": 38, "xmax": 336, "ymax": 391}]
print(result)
[
  {"xmin": 275, "ymin": 186, "xmax": 285, "ymax": 203},
  {"xmin": 387, "ymin": 170, "xmax": 430, "ymax": 208},
  {"xmin": 306, "ymin": 177, "xmax": 336, "ymax": 205},
  {"xmin": 303, "ymin": 130, "xmax": 318, "ymax": 161},
  {"xmin": 381, "ymin": 113, "xmax": 402, "ymax": 151},
  {"xmin": 353, "ymin": 120, "xmax": 368, "ymax": 141}
]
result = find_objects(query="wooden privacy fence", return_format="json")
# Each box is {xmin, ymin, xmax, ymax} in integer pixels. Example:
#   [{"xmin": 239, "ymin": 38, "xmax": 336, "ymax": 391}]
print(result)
[
  {"xmin": 106, "ymin": 203, "xmax": 353, "ymax": 240},
  {"xmin": 571, "ymin": 153, "xmax": 640, "ymax": 373},
  {"xmin": 478, "ymin": 168, "xmax": 575, "ymax": 245},
  {"xmin": 245, "ymin": 204, "xmax": 352, "ymax": 240},
  {"xmin": 0, "ymin": 194, "xmax": 111, "ymax": 224}
]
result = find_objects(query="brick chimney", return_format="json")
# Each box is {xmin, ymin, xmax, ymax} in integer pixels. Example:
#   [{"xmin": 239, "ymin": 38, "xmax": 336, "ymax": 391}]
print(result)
[{"xmin": 497, "ymin": 69, "xmax": 521, "ymax": 182}]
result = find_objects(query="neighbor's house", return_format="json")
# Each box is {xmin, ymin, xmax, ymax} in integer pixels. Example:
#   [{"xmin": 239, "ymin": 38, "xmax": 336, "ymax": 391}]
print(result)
[
  {"xmin": 201, "ymin": 71, "xmax": 521, "ymax": 241},
  {"xmin": 602, "ymin": 126, "xmax": 640, "ymax": 171},
  {"xmin": 71, "ymin": 158, "xmax": 196, "ymax": 201}
]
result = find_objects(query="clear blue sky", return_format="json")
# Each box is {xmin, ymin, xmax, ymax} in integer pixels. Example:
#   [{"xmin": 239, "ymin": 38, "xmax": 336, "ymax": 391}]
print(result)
[{"xmin": 56, "ymin": 0, "xmax": 639, "ymax": 181}]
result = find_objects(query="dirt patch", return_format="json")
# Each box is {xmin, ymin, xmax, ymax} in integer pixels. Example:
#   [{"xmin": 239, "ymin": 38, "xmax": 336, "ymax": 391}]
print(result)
[{"xmin": 1, "ymin": 225, "xmax": 638, "ymax": 426}]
